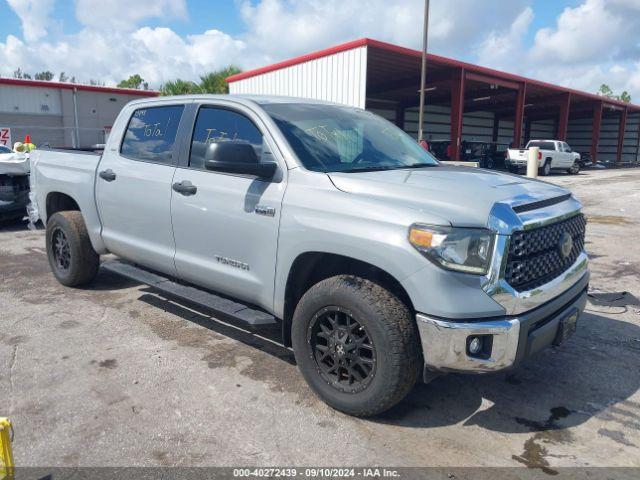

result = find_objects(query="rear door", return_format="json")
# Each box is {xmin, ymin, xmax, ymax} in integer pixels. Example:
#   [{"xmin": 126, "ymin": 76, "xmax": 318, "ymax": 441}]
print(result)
[
  {"xmin": 170, "ymin": 102, "xmax": 286, "ymax": 311},
  {"xmin": 96, "ymin": 102, "xmax": 186, "ymax": 277}
]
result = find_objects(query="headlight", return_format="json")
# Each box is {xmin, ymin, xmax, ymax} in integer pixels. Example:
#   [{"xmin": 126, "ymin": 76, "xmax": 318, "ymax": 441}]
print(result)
[{"xmin": 408, "ymin": 224, "xmax": 495, "ymax": 275}]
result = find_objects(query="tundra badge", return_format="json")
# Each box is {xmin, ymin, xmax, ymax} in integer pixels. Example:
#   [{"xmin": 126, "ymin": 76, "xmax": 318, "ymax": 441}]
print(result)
[{"xmin": 255, "ymin": 205, "xmax": 276, "ymax": 217}]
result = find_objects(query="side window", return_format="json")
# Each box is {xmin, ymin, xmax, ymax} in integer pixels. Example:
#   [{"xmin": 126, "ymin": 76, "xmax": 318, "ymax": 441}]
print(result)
[
  {"xmin": 189, "ymin": 107, "xmax": 264, "ymax": 170},
  {"xmin": 120, "ymin": 105, "xmax": 184, "ymax": 164}
]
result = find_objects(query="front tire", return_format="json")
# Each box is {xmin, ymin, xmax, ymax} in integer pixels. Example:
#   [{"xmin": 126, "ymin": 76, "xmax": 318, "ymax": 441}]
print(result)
[
  {"xmin": 292, "ymin": 275, "xmax": 421, "ymax": 417},
  {"xmin": 567, "ymin": 161, "xmax": 580, "ymax": 175},
  {"xmin": 46, "ymin": 211, "xmax": 99, "ymax": 287}
]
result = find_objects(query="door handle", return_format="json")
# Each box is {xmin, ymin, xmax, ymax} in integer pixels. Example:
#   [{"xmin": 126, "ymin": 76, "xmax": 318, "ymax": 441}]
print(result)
[
  {"xmin": 99, "ymin": 169, "xmax": 117, "ymax": 182},
  {"xmin": 172, "ymin": 180, "xmax": 197, "ymax": 196}
]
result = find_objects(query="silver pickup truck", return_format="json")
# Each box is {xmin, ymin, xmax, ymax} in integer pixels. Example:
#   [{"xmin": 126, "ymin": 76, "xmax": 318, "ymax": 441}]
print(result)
[{"xmin": 31, "ymin": 95, "xmax": 589, "ymax": 416}]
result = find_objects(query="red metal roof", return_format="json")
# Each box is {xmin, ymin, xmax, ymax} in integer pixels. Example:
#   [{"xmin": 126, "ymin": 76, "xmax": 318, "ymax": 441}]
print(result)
[
  {"xmin": 0, "ymin": 77, "xmax": 160, "ymax": 97},
  {"xmin": 227, "ymin": 37, "xmax": 639, "ymax": 111}
]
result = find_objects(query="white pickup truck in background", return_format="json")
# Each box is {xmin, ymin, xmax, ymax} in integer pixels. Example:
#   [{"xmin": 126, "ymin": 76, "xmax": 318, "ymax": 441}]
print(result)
[{"xmin": 506, "ymin": 140, "xmax": 581, "ymax": 176}]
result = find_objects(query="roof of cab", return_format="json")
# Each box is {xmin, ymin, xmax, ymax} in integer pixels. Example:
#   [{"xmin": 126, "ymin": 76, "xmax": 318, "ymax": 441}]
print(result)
[{"xmin": 126, "ymin": 94, "xmax": 342, "ymax": 108}]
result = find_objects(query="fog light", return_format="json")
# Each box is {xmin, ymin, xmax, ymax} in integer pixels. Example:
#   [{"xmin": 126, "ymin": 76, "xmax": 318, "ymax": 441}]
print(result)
[{"xmin": 468, "ymin": 336, "xmax": 482, "ymax": 355}]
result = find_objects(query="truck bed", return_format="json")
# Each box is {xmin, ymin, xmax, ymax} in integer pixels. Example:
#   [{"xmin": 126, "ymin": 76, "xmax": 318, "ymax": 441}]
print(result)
[{"xmin": 31, "ymin": 148, "xmax": 105, "ymax": 250}]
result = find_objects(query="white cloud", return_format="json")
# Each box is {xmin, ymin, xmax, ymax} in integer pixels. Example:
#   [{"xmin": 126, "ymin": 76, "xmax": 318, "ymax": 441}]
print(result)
[
  {"xmin": 476, "ymin": 7, "xmax": 534, "ymax": 68},
  {"xmin": 0, "ymin": 0, "xmax": 529, "ymax": 86},
  {"xmin": 476, "ymin": 0, "xmax": 640, "ymax": 100},
  {"xmin": 239, "ymin": 0, "xmax": 529, "ymax": 62},
  {"xmin": 6, "ymin": 0, "xmax": 55, "ymax": 42},
  {"xmin": 75, "ymin": 0, "xmax": 188, "ymax": 29},
  {"xmin": 0, "ymin": 0, "xmax": 639, "ymax": 101},
  {"xmin": 532, "ymin": 0, "xmax": 624, "ymax": 63}
]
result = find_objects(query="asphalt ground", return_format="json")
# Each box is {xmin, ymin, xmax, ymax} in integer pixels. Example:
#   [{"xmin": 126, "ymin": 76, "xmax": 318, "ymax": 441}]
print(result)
[{"xmin": 1, "ymin": 167, "xmax": 639, "ymax": 473}]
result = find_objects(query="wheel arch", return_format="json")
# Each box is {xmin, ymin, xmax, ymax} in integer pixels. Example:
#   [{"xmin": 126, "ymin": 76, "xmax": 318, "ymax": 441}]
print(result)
[
  {"xmin": 46, "ymin": 191, "xmax": 80, "ymax": 221},
  {"xmin": 280, "ymin": 251, "xmax": 414, "ymax": 347},
  {"xmin": 44, "ymin": 190, "xmax": 107, "ymax": 254}
]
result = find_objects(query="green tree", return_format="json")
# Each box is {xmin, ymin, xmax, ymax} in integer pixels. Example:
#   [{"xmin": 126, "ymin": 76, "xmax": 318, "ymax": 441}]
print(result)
[
  {"xmin": 118, "ymin": 74, "xmax": 149, "ymax": 90},
  {"xmin": 597, "ymin": 84, "xmax": 631, "ymax": 103},
  {"xmin": 34, "ymin": 71, "xmax": 54, "ymax": 81},
  {"xmin": 598, "ymin": 84, "xmax": 614, "ymax": 98},
  {"xmin": 160, "ymin": 79, "xmax": 202, "ymax": 96},
  {"xmin": 198, "ymin": 66, "xmax": 241, "ymax": 94},
  {"xmin": 619, "ymin": 91, "xmax": 631, "ymax": 103},
  {"xmin": 59, "ymin": 72, "xmax": 68, "ymax": 82}
]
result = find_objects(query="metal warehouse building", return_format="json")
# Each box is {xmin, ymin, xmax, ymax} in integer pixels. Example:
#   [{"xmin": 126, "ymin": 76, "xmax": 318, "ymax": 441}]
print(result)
[
  {"xmin": 0, "ymin": 78, "xmax": 158, "ymax": 149},
  {"xmin": 228, "ymin": 38, "xmax": 640, "ymax": 164}
]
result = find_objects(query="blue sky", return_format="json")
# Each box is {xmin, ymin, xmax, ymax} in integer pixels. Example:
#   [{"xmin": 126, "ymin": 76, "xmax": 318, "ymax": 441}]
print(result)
[{"xmin": 1, "ymin": 0, "xmax": 638, "ymax": 99}]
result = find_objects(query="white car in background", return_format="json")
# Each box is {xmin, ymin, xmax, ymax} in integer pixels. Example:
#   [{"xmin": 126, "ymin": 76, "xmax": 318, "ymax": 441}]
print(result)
[
  {"xmin": 506, "ymin": 140, "xmax": 581, "ymax": 176},
  {"xmin": 0, "ymin": 145, "xmax": 30, "ymax": 175}
]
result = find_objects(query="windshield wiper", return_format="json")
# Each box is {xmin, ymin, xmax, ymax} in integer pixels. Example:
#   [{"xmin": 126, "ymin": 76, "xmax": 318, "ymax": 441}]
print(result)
[
  {"xmin": 395, "ymin": 163, "xmax": 439, "ymax": 169},
  {"xmin": 340, "ymin": 166, "xmax": 397, "ymax": 173}
]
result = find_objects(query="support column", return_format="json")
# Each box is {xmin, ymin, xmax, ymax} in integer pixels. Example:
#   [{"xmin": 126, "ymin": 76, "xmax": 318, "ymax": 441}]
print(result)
[
  {"xmin": 492, "ymin": 115, "xmax": 500, "ymax": 142},
  {"xmin": 450, "ymin": 69, "xmax": 465, "ymax": 161},
  {"xmin": 513, "ymin": 83, "xmax": 526, "ymax": 148},
  {"xmin": 524, "ymin": 118, "xmax": 532, "ymax": 145},
  {"xmin": 636, "ymin": 113, "xmax": 640, "ymax": 163},
  {"xmin": 616, "ymin": 107, "xmax": 628, "ymax": 164},
  {"xmin": 591, "ymin": 102, "xmax": 603, "ymax": 163},
  {"xmin": 557, "ymin": 93, "xmax": 571, "ymax": 141}
]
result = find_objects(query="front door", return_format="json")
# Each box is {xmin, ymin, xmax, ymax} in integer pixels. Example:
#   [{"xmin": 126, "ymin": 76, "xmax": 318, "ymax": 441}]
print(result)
[
  {"xmin": 171, "ymin": 104, "xmax": 286, "ymax": 311},
  {"xmin": 96, "ymin": 103, "xmax": 185, "ymax": 277},
  {"xmin": 561, "ymin": 142, "xmax": 574, "ymax": 167}
]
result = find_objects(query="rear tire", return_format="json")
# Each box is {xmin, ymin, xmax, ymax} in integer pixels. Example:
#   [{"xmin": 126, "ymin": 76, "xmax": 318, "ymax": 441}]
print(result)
[
  {"xmin": 46, "ymin": 211, "xmax": 99, "ymax": 287},
  {"xmin": 540, "ymin": 160, "xmax": 551, "ymax": 176},
  {"xmin": 292, "ymin": 275, "xmax": 421, "ymax": 417}
]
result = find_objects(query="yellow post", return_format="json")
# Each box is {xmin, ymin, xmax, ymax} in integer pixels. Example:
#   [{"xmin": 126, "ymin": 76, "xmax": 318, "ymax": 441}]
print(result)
[{"xmin": 0, "ymin": 418, "xmax": 14, "ymax": 480}]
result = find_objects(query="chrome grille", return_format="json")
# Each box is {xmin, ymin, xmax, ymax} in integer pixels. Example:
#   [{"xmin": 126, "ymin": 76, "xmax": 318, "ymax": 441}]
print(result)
[{"xmin": 505, "ymin": 214, "xmax": 586, "ymax": 291}]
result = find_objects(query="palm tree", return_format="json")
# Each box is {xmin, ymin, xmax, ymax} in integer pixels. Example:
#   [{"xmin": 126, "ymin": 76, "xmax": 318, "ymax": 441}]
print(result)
[
  {"xmin": 199, "ymin": 66, "xmax": 242, "ymax": 94},
  {"xmin": 160, "ymin": 79, "xmax": 202, "ymax": 96}
]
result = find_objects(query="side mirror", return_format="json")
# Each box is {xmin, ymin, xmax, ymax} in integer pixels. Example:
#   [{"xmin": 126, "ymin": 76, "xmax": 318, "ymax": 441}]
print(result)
[{"xmin": 204, "ymin": 141, "xmax": 277, "ymax": 179}]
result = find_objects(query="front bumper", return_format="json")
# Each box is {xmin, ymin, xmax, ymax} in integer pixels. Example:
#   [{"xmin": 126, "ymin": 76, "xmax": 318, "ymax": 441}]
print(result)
[
  {"xmin": 416, "ymin": 270, "xmax": 589, "ymax": 373},
  {"xmin": 0, "ymin": 176, "xmax": 30, "ymax": 221}
]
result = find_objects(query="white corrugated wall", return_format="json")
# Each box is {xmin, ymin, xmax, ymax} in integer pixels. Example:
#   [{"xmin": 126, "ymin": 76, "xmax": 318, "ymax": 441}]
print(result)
[
  {"xmin": 0, "ymin": 85, "xmax": 62, "ymax": 115},
  {"xmin": 229, "ymin": 46, "xmax": 368, "ymax": 108}
]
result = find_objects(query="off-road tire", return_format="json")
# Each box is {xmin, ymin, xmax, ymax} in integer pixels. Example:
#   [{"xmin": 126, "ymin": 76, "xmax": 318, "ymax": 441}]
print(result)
[
  {"xmin": 292, "ymin": 275, "xmax": 422, "ymax": 417},
  {"xmin": 46, "ymin": 211, "xmax": 99, "ymax": 287}
]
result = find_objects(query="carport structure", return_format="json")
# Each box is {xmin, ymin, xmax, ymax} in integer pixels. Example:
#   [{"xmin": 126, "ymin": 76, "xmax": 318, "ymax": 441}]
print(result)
[{"xmin": 228, "ymin": 38, "xmax": 640, "ymax": 163}]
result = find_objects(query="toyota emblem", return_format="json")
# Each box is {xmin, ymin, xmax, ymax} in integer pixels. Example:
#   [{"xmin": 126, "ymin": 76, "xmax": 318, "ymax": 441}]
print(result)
[{"xmin": 559, "ymin": 232, "xmax": 573, "ymax": 258}]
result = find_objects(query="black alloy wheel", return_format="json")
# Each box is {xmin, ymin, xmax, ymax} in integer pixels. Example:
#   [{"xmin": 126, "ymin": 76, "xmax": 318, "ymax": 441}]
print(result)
[
  {"xmin": 51, "ymin": 227, "xmax": 71, "ymax": 272},
  {"xmin": 308, "ymin": 307, "xmax": 376, "ymax": 393}
]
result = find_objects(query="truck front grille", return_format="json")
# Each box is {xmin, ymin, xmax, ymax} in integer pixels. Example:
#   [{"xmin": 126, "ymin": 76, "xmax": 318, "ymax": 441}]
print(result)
[{"xmin": 505, "ymin": 214, "xmax": 586, "ymax": 291}]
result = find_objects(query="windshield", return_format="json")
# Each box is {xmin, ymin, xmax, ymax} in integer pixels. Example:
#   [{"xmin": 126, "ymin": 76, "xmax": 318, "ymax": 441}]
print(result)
[{"xmin": 261, "ymin": 103, "xmax": 439, "ymax": 172}]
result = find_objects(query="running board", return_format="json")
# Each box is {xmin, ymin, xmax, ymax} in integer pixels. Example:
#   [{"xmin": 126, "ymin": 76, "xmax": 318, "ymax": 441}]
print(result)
[{"xmin": 101, "ymin": 260, "xmax": 278, "ymax": 327}]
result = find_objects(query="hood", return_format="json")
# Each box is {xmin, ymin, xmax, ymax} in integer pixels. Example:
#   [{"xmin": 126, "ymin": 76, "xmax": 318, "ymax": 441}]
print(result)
[
  {"xmin": 328, "ymin": 165, "xmax": 570, "ymax": 228},
  {"xmin": 0, "ymin": 152, "xmax": 30, "ymax": 175}
]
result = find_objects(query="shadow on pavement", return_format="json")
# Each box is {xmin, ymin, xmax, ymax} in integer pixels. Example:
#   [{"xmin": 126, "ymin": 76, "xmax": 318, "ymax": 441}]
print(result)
[
  {"xmin": 376, "ymin": 310, "xmax": 640, "ymax": 435},
  {"xmin": 137, "ymin": 290, "xmax": 293, "ymax": 365}
]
